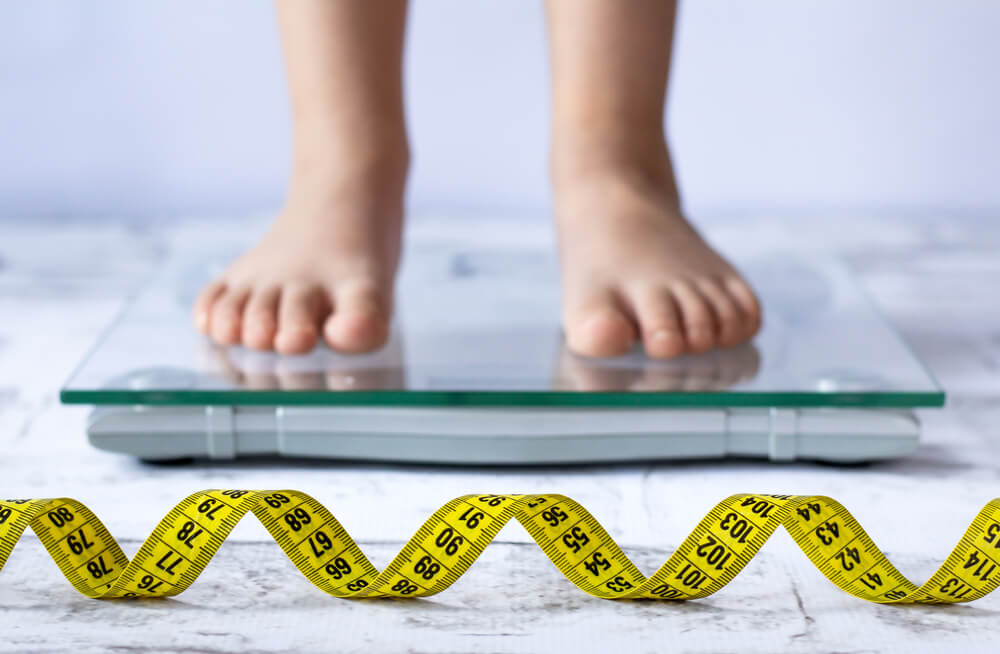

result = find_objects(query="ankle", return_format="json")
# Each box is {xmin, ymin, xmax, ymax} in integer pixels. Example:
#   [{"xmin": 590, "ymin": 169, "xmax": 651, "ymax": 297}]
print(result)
[
  {"xmin": 292, "ymin": 127, "xmax": 410, "ymax": 184},
  {"xmin": 286, "ymin": 134, "xmax": 410, "ymax": 216},
  {"xmin": 551, "ymin": 133, "xmax": 679, "ymax": 208}
]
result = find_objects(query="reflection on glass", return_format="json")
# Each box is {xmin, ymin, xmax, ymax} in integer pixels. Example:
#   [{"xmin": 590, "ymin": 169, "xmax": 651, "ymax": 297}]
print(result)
[
  {"xmin": 554, "ymin": 344, "xmax": 760, "ymax": 392},
  {"xmin": 193, "ymin": 335, "xmax": 760, "ymax": 393},
  {"xmin": 62, "ymin": 246, "xmax": 943, "ymax": 408},
  {"xmin": 204, "ymin": 335, "xmax": 407, "ymax": 392}
]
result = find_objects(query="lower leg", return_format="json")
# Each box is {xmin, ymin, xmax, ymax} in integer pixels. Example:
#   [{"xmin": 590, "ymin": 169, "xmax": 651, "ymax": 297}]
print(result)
[
  {"xmin": 194, "ymin": 0, "xmax": 409, "ymax": 354},
  {"xmin": 546, "ymin": 0, "xmax": 761, "ymax": 358}
]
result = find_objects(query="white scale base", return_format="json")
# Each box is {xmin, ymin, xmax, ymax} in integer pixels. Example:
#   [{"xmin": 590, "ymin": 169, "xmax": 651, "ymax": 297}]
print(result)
[{"xmin": 88, "ymin": 406, "xmax": 919, "ymax": 464}]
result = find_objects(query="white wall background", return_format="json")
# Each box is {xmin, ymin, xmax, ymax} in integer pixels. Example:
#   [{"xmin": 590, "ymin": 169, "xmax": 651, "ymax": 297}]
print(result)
[{"xmin": 1, "ymin": 0, "xmax": 998, "ymax": 221}]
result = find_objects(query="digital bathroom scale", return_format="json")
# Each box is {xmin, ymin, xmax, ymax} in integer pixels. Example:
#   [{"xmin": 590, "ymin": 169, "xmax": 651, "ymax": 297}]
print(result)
[{"xmin": 60, "ymin": 240, "xmax": 944, "ymax": 464}]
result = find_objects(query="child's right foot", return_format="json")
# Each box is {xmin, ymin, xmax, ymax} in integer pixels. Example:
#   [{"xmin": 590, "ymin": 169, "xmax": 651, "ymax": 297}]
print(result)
[{"xmin": 193, "ymin": 158, "xmax": 406, "ymax": 355}]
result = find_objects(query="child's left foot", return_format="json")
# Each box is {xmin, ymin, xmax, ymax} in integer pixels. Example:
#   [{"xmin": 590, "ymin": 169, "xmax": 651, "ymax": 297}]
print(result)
[{"xmin": 554, "ymin": 160, "xmax": 761, "ymax": 359}]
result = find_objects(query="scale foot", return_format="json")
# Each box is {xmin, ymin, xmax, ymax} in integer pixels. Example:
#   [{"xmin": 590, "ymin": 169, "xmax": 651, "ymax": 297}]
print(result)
[{"xmin": 139, "ymin": 457, "xmax": 195, "ymax": 466}]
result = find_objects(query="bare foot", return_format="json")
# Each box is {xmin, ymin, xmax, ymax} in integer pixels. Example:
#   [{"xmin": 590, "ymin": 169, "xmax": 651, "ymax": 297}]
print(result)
[
  {"xmin": 193, "ymin": 159, "xmax": 406, "ymax": 355},
  {"xmin": 554, "ymin": 159, "xmax": 762, "ymax": 359}
]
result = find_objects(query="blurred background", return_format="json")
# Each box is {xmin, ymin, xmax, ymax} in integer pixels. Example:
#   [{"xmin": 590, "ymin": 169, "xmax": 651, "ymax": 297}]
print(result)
[{"xmin": 0, "ymin": 0, "xmax": 998, "ymax": 222}]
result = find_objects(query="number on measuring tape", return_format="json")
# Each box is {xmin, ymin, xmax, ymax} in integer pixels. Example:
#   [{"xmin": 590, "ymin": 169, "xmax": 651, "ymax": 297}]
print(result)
[
  {"xmin": 695, "ymin": 536, "xmax": 732, "ymax": 571},
  {"xmin": 562, "ymin": 526, "xmax": 590, "ymax": 554},
  {"xmin": 675, "ymin": 563, "xmax": 708, "ymax": 590},
  {"xmin": 719, "ymin": 512, "xmax": 755, "ymax": 544},
  {"xmin": 740, "ymin": 496, "xmax": 777, "ymax": 519},
  {"xmin": 815, "ymin": 519, "xmax": 841, "ymax": 546},
  {"xmin": 284, "ymin": 507, "xmax": 313, "ymax": 532},
  {"xmin": 86, "ymin": 554, "xmax": 113, "ymax": 579},
  {"xmin": 47, "ymin": 507, "xmax": 74, "ymax": 528},
  {"xmin": 836, "ymin": 546, "xmax": 861, "ymax": 572},
  {"xmin": 391, "ymin": 578, "xmax": 419, "ymax": 595},
  {"xmin": 345, "ymin": 579, "xmax": 368, "ymax": 592},
  {"xmin": 583, "ymin": 550, "xmax": 611, "ymax": 576},
  {"xmin": 797, "ymin": 502, "xmax": 822, "ymax": 521},
  {"xmin": 308, "ymin": 530, "xmax": 334, "ymax": 558},
  {"xmin": 984, "ymin": 523, "xmax": 1000, "ymax": 549},
  {"xmin": 66, "ymin": 528, "xmax": 95, "ymax": 555},
  {"xmin": 649, "ymin": 583, "xmax": 685, "ymax": 599},
  {"xmin": 176, "ymin": 521, "xmax": 204, "ymax": 549},
  {"xmin": 197, "ymin": 498, "xmax": 223, "ymax": 520},
  {"xmin": 137, "ymin": 574, "xmax": 164, "ymax": 592},
  {"xmin": 433, "ymin": 527, "xmax": 464, "ymax": 556},
  {"xmin": 859, "ymin": 572, "xmax": 883, "ymax": 591},
  {"xmin": 963, "ymin": 551, "xmax": 996, "ymax": 582},
  {"xmin": 605, "ymin": 576, "xmax": 634, "ymax": 592},
  {"xmin": 939, "ymin": 577, "xmax": 974, "ymax": 600},
  {"xmin": 324, "ymin": 557, "xmax": 353, "ymax": 580},
  {"xmin": 264, "ymin": 493, "xmax": 290, "ymax": 509},
  {"xmin": 541, "ymin": 507, "xmax": 569, "ymax": 527},
  {"xmin": 155, "ymin": 551, "xmax": 184, "ymax": 576},
  {"xmin": 413, "ymin": 555, "xmax": 441, "ymax": 580},
  {"xmin": 458, "ymin": 507, "xmax": 484, "ymax": 529}
]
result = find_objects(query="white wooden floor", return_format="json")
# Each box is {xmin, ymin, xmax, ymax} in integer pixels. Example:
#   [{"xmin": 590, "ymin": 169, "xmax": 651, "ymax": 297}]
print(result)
[{"xmin": 1, "ymin": 215, "xmax": 999, "ymax": 653}]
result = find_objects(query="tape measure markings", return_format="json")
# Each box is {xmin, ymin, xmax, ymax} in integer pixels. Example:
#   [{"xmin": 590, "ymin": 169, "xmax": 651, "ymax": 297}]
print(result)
[{"xmin": 2, "ymin": 491, "xmax": 1000, "ymax": 603}]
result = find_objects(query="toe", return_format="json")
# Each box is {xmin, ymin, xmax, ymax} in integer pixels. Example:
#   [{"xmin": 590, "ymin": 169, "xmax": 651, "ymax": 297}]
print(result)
[
  {"xmin": 275, "ymin": 284, "xmax": 324, "ymax": 355},
  {"xmin": 724, "ymin": 275, "xmax": 763, "ymax": 339},
  {"xmin": 323, "ymin": 280, "xmax": 391, "ymax": 353},
  {"xmin": 564, "ymin": 291, "xmax": 637, "ymax": 358},
  {"xmin": 209, "ymin": 286, "xmax": 250, "ymax": 346},
  {"xmin": 630, "ymin": 285, "xmax": 686, "ymax": 359},
  {"xmin": 696, "ymin": 278, "xmax": 745, "ymax": 348},
  {"xmin": 194, "ymin": 280, "xmax": 225, "ymax": 334},
  {"xmin": 241, "ymin": 286, "xmax": 281, "ymax": 350},
  {"xmin": 670, "ymin": 281, "xmax": 717, "ymax": 354}
]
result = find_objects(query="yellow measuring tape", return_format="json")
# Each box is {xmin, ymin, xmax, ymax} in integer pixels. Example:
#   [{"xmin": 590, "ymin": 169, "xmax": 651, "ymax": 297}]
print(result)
[{"xmin": 2, "ymin": 491, "xmax": 999, "ymax": 603}]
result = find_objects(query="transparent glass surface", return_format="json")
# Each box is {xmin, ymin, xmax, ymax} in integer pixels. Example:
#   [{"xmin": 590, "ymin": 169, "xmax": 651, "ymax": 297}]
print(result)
[{"xmin": 61, "ymin": 243, "xmax": 943, "ymax": 408}]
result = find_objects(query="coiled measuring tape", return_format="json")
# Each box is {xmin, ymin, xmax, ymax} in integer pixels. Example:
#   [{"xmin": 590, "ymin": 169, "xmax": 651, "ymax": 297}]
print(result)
[{"xmin": 2, "ymin": 491, "xmax": 999, "ymax": 603}]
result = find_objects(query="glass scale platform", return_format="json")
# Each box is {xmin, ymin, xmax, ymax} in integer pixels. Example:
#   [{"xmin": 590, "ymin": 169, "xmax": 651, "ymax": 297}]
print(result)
[{"xmin": 61, "ymin": 242, "xmax": 944, "ymax": 464}]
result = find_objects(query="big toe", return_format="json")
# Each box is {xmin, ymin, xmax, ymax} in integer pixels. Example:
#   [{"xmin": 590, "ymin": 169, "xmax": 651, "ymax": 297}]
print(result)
[
  {"xmin": 323, "ymin": 281, "xmax": 391, "ymax": 353},
  {"xmin": 564, "ymin": 293, "xmax": 637, "ymax": 358}
]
